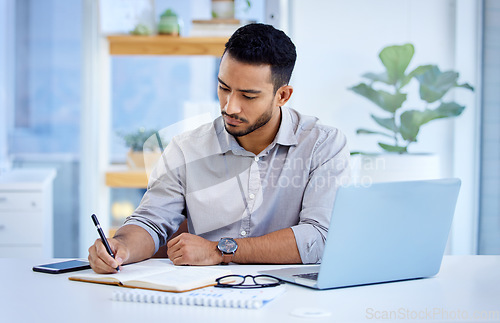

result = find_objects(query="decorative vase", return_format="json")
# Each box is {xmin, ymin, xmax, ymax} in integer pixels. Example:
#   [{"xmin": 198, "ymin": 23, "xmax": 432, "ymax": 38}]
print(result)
[
  {"xmin": 158, "ymin": 9, "xmax": 180, "ymax": 35},
  {"xmin": 350, "ymin": 153, "xmax": 441, "ymax": 186},
  {"xmin": 211, "ymin": 0, "xmax": 235, "ymax": 19}
]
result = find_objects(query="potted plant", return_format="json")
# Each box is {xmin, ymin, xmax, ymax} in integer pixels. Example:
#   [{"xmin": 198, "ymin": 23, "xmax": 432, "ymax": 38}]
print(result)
[
  {"xmin": 211, "ymin": 0, "xmax": 235, "ymax": 19},
  {"xmin": 211, "ymin": 0, "xmax": 251, "ymax": 19},
  {"xmin": 349, "ymin": 43, "xmax": 474, "ymax": 183},
  {"xmin": 118, "ymin": 128, "xmax": 166, "ymax": 169},
  {"xmin": 158, "ymin": 9, "xmax": 181, "ymax": 36}
]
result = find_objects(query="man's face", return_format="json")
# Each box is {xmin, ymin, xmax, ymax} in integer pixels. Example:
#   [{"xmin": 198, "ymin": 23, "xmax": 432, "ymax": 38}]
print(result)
[{"xmin": 217, "ymin": 53, "xmax": 279, "ymax": 137}]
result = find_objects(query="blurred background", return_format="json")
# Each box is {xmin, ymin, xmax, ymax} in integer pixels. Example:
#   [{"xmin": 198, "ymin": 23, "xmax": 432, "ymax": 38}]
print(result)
[{"xmin": 0, "ymin": 0, "xmax": 497, "ymax": 258}]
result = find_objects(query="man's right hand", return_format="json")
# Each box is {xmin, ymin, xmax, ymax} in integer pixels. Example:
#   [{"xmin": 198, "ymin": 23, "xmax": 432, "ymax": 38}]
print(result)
[
  {"xmin": 87, "ymin": 237, "xmax": 129, "ymax": 274},
  {"xmin": 87, "ymin": 224, "xmax": 156, "ymax": 274}
]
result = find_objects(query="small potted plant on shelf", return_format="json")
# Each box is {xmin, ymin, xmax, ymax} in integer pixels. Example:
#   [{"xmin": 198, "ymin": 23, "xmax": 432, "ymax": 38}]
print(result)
[
  {"xmin": 158, "ymin": 9, "xmax": 181, "ymax": 36},
  {"xmin": 211, "ymin": 0, "xmax": 251, "ymax": 19},
  {"xmin": 349, "ymin": 43, "xmax": 474, "ymax": 183},
  {"xmin": 211, "ymin": 0, "xmax": 235, "ymax": 19},
  {"xmin": 118, "ymin": 128, "xmax": 166, "ymax": 169},
  {"xmin": 130, "ymin": 24, "xmax": 152, "ymax": 36}
]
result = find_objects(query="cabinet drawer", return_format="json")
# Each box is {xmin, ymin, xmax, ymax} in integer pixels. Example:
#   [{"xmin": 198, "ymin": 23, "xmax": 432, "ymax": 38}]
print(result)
[
  {"xmin": 0, "ymin": 192, "xmax": 43, "ymax": 211},
  {"xmin": 0, "ymin": 213, "xmax": 43, "ymax": 244}
]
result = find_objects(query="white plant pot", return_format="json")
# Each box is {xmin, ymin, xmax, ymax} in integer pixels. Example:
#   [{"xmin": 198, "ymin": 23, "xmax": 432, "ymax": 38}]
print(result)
[{"xmin": 350, "ymin": 153, "xmax": 441, "ymax": 185}]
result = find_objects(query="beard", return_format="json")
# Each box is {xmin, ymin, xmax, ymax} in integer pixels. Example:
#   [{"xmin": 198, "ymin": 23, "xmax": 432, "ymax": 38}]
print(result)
[{"xmin": 222, "ymin": 104, "xmax": 274, "ymax": 137}]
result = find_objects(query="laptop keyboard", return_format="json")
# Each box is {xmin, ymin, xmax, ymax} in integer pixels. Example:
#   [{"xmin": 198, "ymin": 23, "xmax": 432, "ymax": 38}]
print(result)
[{"xmin": 292, "ymin": 272, "xmax": 318, "ymax": 280}]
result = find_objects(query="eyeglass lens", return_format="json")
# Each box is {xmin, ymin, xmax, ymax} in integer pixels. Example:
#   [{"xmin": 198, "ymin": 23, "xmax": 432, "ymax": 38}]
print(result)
[{"xmin": 216, "ymin": 275, "xmax": 282, "ymax": 287}]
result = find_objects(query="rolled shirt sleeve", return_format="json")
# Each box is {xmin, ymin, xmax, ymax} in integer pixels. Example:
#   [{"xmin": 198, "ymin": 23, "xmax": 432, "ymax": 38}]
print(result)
[
  {"xmin": 291, "ymin": 128, "xmax": 350, "ymax": 264},
  {"xmin": 123, "ymin": 137, "xmax": 187, "ymax": 254}
]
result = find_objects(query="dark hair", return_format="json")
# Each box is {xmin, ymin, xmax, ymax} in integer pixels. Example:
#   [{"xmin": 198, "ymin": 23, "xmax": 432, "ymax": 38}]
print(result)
[{"xmin": 223, "ymin": 23, "xmax": 296, "ymax": 92}]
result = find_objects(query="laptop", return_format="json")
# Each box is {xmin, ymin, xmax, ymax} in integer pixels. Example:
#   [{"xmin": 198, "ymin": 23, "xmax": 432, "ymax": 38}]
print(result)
[{"xmin": 259, "ymin": 178, "xmax": 461, "ymax": 289}]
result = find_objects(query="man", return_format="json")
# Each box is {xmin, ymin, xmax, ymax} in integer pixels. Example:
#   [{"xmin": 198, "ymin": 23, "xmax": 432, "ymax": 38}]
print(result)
[{"xmin": 88, "ymin": 23, "xmax": 349, "ymax": 273}]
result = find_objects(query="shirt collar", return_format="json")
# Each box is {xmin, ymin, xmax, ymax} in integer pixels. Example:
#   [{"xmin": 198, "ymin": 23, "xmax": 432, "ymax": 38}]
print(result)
[
  {"xmin": 215, "ymin": 117, "xmax": 239, "ymax": 154},
  {"xmin": 215, "ymin": 106, "xmax": 299, "ymax": 155},
  {"xmin": 274, "ymin": 106, "xmax": 299, "ymax": 147}
]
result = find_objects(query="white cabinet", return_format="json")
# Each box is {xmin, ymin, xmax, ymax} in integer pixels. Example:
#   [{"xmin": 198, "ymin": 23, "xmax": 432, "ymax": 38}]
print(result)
[{"xmin": 0, "ymin": 169, "xmax": 56, "ymax": 257}]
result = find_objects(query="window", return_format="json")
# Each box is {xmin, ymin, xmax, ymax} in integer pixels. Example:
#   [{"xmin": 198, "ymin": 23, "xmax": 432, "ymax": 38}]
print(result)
[
  {"xmin": 9, "ymin": 0, "xmax": 82, "ymax": 154},
  {"xmin": 5, "ymin": 0, "xmax": 82, "ymax": 257},
  {"xmin": 478, "ymin": 0, "xmax": 500, "ymax": 254}
]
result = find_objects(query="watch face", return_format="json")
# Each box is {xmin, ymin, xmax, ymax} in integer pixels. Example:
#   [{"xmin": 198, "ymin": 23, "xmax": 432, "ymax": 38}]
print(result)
[{"xmin": 218, "ymin": 238, "xmax": 238, "ymax": 254}]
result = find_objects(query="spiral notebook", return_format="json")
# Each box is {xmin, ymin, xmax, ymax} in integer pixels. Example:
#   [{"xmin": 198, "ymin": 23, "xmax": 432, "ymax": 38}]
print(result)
[{"xmin": 112, "ymin": 285, "xmax": 286, "ymax": 309}]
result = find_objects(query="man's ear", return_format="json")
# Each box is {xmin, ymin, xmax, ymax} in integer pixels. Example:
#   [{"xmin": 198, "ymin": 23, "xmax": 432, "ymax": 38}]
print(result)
[{"xmin": 275, "ymin": 85, "xmax": 293, "ymax": 107}]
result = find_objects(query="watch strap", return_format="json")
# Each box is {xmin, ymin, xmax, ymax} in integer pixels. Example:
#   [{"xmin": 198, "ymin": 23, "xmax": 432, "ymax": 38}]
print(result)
[{"xmin": 221, "ymin": 252, "xmax": 234, "ymax": 265}]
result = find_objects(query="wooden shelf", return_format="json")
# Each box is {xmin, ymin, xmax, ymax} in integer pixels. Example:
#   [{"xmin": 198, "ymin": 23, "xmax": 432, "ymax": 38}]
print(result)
[
  {"xmin": 105, "ymin": 165, "xmax": 148, "ymax": 188},
  {"xmin": 107, "ymin": 35, "xmax": 228, "ymax": 56}
]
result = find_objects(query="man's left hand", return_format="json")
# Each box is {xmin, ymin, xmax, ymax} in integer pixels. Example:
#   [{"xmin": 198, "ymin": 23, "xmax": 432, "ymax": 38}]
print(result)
[{"xmin": 166, "ymin": 233, "xmax": 222, "ymax": 265}]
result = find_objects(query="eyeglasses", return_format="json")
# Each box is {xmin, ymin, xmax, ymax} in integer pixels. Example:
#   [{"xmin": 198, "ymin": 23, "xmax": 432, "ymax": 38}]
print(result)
[{"xmin": 215, "ymin": 274, "xmax": 284, "ymax": 289}]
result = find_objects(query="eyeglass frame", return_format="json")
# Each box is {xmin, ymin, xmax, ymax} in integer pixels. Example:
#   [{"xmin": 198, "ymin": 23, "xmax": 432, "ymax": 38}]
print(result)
[{"xmin": 214, "ymin": 274, "xmax": 284, "ymax": 289}]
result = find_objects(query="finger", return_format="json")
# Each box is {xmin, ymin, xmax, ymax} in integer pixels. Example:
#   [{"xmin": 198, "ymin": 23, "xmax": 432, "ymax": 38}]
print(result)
[
  {"xmin": 88, "ymin": 241, "xmax": 118, "ymax": 274},
  {"xmin": 94, "ymin": 239, "xmax": 120, "ymax": 270},
  {"xmin": 95, "ymin": 238, "xmax": 117, "ymax": 264},
  {"xmin": 89, "ymin": 253, "xmax": 116, "ymax": 273},
  {"xmin": 166, "ymin": 241, "xmax": 189, "ymax": 266},
  {"xmin": 167, "ymin": 233, "xmax": 188, "ymax": 255},
  {"xmin": 166, "ymin": 235, "xmax": 180, "ymax": 248},
  {"xmin": 170, "ymin": 252, "xmax": 186, "ymax": 266},
  {"xmin": 93, "ymin": 241, "xmax": 119, "ymax": 273},
  {"xmin": 166, "ymin": 244, "xmax": 181, "ymax": 262},
  {"xmin": 114, "ymin": 246, "xmax": 128, "ymax": 267}
]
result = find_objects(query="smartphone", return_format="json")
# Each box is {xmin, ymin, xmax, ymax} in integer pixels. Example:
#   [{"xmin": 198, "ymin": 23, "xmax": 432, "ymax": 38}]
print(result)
[{"xmin": 33, "ymin": 260, "xmax": 91, "ymax": 274}]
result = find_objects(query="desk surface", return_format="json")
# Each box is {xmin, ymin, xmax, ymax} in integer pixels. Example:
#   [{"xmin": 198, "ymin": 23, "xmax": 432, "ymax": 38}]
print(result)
[{"xmin": 1, "ymin": 256, "xmax": 499, "ymax": 323}]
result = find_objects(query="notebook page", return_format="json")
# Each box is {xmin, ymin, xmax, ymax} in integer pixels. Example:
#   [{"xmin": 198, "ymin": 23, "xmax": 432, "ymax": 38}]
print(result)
[
  {"xmin": 70, "ymin": 262, "xmax": 175, "ymax": 283},
  {"xmin": 128, "ymin": 266, "xmax": 230, "ymax": 290}
]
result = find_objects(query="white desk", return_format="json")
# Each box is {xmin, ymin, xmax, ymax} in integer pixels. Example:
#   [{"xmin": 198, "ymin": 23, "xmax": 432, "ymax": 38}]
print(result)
[{"xmin": 1, "ymin": 256, "xmax": 499, "ymax": 323}]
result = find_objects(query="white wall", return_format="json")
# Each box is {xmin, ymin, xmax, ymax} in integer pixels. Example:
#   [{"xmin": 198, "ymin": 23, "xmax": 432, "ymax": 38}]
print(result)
[
  {"xmin": 290, "ymin": 0, "xmax": 458, "ymax": 159},
  {"xmin": 288, "ymin": 0, "xmax": 480, "ymax": 254}
]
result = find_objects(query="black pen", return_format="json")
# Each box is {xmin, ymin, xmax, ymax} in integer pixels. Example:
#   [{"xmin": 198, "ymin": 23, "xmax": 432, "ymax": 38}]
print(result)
[{"xmin": 91, "ymin": 214, "xmax": 120, "ymax": 271}]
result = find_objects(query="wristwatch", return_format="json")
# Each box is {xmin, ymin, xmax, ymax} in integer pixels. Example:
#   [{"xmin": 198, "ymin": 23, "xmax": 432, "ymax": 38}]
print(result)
[{"xmin": 217, "ymin": 237, "xmax": 238, "ymax": 265}]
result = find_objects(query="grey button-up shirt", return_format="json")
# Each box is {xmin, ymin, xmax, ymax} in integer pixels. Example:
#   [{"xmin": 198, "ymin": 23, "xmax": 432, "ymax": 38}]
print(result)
[{"xmin": 124, "ymin": 107, "xmax": 350, "ymax": 263}]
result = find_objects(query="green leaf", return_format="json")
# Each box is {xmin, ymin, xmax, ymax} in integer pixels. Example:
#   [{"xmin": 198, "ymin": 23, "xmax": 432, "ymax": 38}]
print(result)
[
  {"xmin": 407, "ymin": 64, "xmax": 434, "ymax": 77},
  {"xmin": 434, "ymin": 101, "xmax": 465, "ymax": 117},
  {"xmin": 378, "ymin": 142, "xmax": 407, "ymax": 153},
  {"xmin": 379, "ymin": 43, "xmax": 415, "ymax": 85},
  {"xmin": 356, "ymin": 128, "xmax": 393, "ymax": 138},
  {"xmin": 362, "ymin": 72, "xmax": 391, "ymax": 84},
  {"xmin": 399, "ymin": 102, "xmax": 465, "ymax": 141},
  {"xmin": 415, "ymin": 65, "xmax": 460, "ymax": 103},
  {"xmin": 350, "ymin": 83, "xmax": 407, "ymax": 113},
  {"xmin": 457, "ymin": 83, "xmax": 474, "ymax": 91},
  {"xmin": 399, "ymin": 111, "xmax": 424, "ymax": 142},
  {"xmin": 400, "ymin": 65, "xmax": 434, "ymax": 89},
  {"xmin": 371, "ymin": 115, "xmax": 398, "ymax": 132},
  {"xmin": 350, "ymin": 151, "xmax": 381, "ymax": 156},
  {"xmin": 118, "ymin": 128, "xmax": 162, "ymax": 151},
  {"xmin": 161, "ymin": 9, "xmax": 177, "ymax": 17}
]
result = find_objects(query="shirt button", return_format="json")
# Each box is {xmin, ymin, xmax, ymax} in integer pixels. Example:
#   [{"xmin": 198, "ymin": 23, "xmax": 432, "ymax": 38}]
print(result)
[
  {"xmin": 254, "ymin": 156, "xmax": 259, "ymax": 162},
  {"xmin": 249, "ymin": 193, "xmax": 255, "ymax": 199},
  {"xmin": 241, "ymin": 231, "xmax": 247, "ymax": 236}
]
